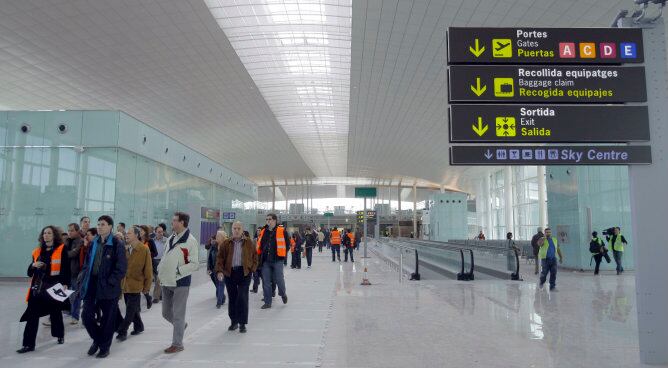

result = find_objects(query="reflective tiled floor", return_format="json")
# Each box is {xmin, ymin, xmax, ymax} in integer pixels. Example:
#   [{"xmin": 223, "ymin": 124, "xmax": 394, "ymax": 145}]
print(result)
[{"xmin": 0, "ymin": 250, "xmax": 662, "ymax": 367}]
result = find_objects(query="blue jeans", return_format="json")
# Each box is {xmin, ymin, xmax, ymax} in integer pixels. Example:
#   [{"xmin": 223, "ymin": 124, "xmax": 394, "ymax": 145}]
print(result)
[
  {"xmin": 209, "ymin": 273, "xmax": 226, "ymax": 305},
  {"xmin": 540, "ymin": 258, "xmax": 558, "ymax": 289},
  {"xmin": 261, "ymin": 261, "xmax": 286, "ymax": 306},
  {"xmin": 613, "ymin": 250, "xmax": 624, "ymax": 273},
  {"xmin": 70, "ymin": 276, "xmax": 82, "ymax": 320}
]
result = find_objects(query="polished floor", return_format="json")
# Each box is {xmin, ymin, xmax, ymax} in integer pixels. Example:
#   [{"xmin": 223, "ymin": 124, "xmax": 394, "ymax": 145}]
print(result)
[{"xmin": 0, "ymin": 247, "xmax": 660, "ymax": 368}]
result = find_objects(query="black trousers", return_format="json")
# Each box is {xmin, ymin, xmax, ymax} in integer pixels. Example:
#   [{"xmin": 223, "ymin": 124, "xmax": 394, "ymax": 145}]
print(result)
[
  {"xmin": 83, "ymin": 297, "xmax": 118, "ymax": 352},
  {"xmin": 22, "ymin": 308, "xmax": 64, "ymax": 348},
  {"xmin": 224, "ymin": 267, "xmax": 251, "ymax": 325},
  {"xmin": 344, "ymin": 247, "xmax": 354, "ymax": 262},
  {"xmin": 305, "ymin": 247, "xmax": 313, "ymax": 266},
  {"xmin": 331, "ymin": 245, "xmax": 340, "ymax": 261},
  {"xmin": 317, "ymin": 242, "xmax": 323, "ymax": 252},
  {"xmin": 252, "ymin": 270, "xmax": 261, "ymax": 292},
  {"xmin": 291, "ymin": 251, "xmax": 302, "ymax": 269},
  {"xmin": 117, "ymin": 293, "xmax": 143, "ymax": 334}
]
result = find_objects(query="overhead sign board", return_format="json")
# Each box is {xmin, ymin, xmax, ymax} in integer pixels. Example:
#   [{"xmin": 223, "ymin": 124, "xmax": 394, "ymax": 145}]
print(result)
[
  {"xmin": 449, "ymin": 105, "xmax": 650, "ymax": 143},
  {"xmin": 324, "ymin": 212, "xmax": 334, "ymax": 217},
  {"xmin": 448, "ymin": 65, "xmax": 646, "ymax": 103},
  {"xmin": 450, "ymin": 145, "xmax": 651, "ymax": 165},
  {"xmin": 447, "ymin": 27, "xmax": 644, "ymax": 64},
  {"xmin": 354, "ymin": 187, "xmax": 377, "ymax": 198}
]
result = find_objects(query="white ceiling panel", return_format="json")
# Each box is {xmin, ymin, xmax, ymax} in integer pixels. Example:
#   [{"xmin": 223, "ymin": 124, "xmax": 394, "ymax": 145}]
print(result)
[
  {"xmin": 0, "ymin": 0, "xmax": 313, "ymax": 181},
  {"xmin": 205, "ymin": 0, "xmax": 352, "ymax": 177}
]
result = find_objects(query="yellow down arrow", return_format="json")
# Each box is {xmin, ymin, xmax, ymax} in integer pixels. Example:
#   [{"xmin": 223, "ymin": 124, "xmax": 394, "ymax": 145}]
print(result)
[
  {"xmin": 469, "ymin": 38, "xmax": 485, "ymax": 57},
  {"xmin": 472, "ymin": 117, "xmax": 488, "ymax": 137}
]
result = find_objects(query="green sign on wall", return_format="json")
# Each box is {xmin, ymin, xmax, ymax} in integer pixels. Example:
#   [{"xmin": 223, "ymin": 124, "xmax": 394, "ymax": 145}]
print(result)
[{"xmin": 354, "ymin": 187, "xmax": 377, "ymax": 198}]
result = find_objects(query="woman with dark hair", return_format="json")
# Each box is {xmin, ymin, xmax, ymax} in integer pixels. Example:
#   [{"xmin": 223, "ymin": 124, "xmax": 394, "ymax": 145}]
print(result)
[
  {"xmin": 290, "ymin": 232, "xmax": 302, "ymax": 269},
  {"xmin": 17, "ymin": 226, "xmax": 71, "ymax": 353},
  {"xmin": 138, "ymin": 225, "xmax": 158, "ymax": 260}
]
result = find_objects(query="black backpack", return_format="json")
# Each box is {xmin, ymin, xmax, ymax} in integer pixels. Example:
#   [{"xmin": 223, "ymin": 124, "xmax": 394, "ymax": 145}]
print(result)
[{"xmin": 589, "ymin": 238, "xmax": 601, "ymax": 253}]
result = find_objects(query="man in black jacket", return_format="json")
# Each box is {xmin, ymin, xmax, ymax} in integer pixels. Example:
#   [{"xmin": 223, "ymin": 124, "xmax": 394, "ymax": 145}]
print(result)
[
  {"xmin": 258, "ymin": 213, "xmax": 288, "ymax": 309},
  {"xmin": 79, "ymin": 215, "xmax": 127, "ymax": 359},
  {"xmin": 65, "ymin": 223, "xmax": 83, "ymax": 324}
]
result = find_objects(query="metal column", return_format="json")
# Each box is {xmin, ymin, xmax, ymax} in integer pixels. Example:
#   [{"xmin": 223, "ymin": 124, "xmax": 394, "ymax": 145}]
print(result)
[{"xmin": 627, "ymin": 18, "xmax": 668, "ymax": 364}]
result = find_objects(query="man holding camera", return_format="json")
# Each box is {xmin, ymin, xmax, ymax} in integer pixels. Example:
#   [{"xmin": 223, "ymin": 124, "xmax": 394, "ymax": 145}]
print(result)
[{"xmin": 606, "ymin": 227, "xmax": 628, "ymax": 275}]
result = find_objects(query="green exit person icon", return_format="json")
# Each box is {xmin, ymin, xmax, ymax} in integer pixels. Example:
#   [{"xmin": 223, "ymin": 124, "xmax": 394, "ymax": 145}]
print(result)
[{"xmin": 495, "ymin": 117, "xmax": 516, "ymax": 137}]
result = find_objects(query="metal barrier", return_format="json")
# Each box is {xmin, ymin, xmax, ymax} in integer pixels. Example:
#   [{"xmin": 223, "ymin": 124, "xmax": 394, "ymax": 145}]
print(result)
[
  {"xmin": 395, "ymin": 238, "xmax": 520, "ymax": 280},
  {"xmin": 381, "ymin": 238, "xmax": 474, "ymax": 281}
]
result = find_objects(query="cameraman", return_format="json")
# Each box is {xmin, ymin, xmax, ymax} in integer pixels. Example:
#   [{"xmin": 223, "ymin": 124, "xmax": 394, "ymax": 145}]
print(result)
[
  {"xmin": 589, "ymin": 231, "xmax": 610, "ymax": 275},
  {"xmin": 606, "ymin": 227, "xmax": 628, "ymax": 275}
]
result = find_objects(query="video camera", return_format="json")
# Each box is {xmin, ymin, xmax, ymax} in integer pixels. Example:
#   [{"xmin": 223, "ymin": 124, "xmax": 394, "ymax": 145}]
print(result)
[{"xmin": 602, "ymin": 227, "xmax": 616, "ymax": 236}]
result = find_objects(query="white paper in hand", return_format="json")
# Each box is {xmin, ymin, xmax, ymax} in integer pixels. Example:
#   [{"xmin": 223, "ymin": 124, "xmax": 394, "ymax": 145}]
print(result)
[{"xmin": 46, "ymin": 283, "xmax": 74, "ymax": 302}]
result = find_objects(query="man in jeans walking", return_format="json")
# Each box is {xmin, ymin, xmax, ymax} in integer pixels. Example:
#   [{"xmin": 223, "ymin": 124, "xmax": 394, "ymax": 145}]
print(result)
[
  {"xmin": 152, "ymin": 223, "xmax": 167, "ymax": 303},
  {"xmin": 606, "ymin": 227, "xmax": 628, "ymax": 275},
  {"xmin": 538, "ymin": 228, "xmax": 563, "ymax": 291},
  {"xmin": 257, "ymin": 213, "xmax": 288, "ymax": 309},
  {"xmin": 157, "ymin": 212, "xmax": 199, "ymax": 354}
]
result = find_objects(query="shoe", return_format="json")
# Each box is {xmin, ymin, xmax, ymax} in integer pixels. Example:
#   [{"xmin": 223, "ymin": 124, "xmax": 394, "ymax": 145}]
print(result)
[
  {"xmin": 16, "ymin": 346, "xmax": 35, "ymax": 354},
  {"xmin": 550, "ymin": 287, "xmax": 558, "ymax": 292},
  {"xmin": 228, "ymin": 323, "xmax": 238, "ymax": 331},
  {"xmin": 239, "ymin": 324, "xmax": 247, "ymax": 333},
  {"xmin": 58, "ymin": 337, "xmax": 64, "ymax": 344},
  {"xmin": 152, "ymin": 298, "xmax": 160, "ymax": 304},
  {"xmin": 261, "ymin": 304, "xmax": 271, "ymax": 309},
  {"xmin": 116, "ymin": 333, "xmax": 127, "ymax": 341},
  {"xmin": 164, "ymin": 345, "xmax": 184, "ymax": 354},
  {"xmin": 70, "ymin": 319, "xmax": 79, "ymax": 325},
  {"xmin": 87, "ymin": 343, "xmax": 99, "ymax": 356},
  {"xmin": 216, "ymin": 304, "xmax": 221, "ymax": 309},
  {"xmin": 307, "ymin": 266, "xmax": 311, "ymax": 269},
  {"xmin": 282, "ymin": 295, "xmax": 288, "ymax": 304},
  {"xmin": 96, "ymin": 350, "xmax": 110, "ymax": 358},
  {"xmin": 130, "ymin": 329, "xmax": 143, "ymax": 336},
  {"xmin": 251, "ymin": 289, "xmax": 258, "ymax": 293},
  {"xmin": 272, "ymin": 291, "xmax": 276, "ymax": 297},
  {"xmin": 539, "ymin": 282, "xmax": 545, "ymax": 290}
]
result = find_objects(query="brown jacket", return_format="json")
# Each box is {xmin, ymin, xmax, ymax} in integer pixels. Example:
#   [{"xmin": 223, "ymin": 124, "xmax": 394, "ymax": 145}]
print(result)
[
  {"xmin": 122, "ymin": 240, "xmax": 153, "ymax": 294},
  {"xmin": 215, "ymin": 237, "xmax": 258, "ymax": 277}
]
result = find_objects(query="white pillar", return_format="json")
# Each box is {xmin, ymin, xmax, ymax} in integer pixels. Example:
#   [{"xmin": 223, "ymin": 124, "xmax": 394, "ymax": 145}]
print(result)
[
  {"xmin": 397, "ymin": 184, "xmax": 402, "ymax": 237},
  {"xmin": 483, "ymin": 174, "xmax": 493, "ymax": 238},
  {"xmin": 537, "ymin": 165, "xmax": 547, "ymax": 228},
  {"xmin": 413, "ymin": 183, "xmax": 417, "ymax": 237},
  {"xmin": 504, "ymin": 167, "xmax": 514, "ymax": 236}
]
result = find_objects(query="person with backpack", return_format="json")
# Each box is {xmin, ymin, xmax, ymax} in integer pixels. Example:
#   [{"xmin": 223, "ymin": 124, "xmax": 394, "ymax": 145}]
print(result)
[{"xmin": 589, "ymin": 231, "xmax": 610, "ymax": 275}]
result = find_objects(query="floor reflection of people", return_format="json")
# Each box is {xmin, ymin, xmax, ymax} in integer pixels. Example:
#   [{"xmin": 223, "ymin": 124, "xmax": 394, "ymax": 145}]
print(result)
[
  {"xmin": 532, "ymin": 287, "xmax": 564, "ymax": 363},
  {"xmin": 610, "ymin": 277, "xmax": 632, "ymax": 323},
  {"xmin": 591, "ymin": 277, "xmax": 612, "ymax": 325}
]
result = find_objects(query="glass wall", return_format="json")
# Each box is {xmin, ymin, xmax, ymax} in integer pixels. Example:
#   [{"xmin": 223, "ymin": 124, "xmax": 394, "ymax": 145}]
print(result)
[
  {"xmin": 513, "ymin": 166, "xmax": 540, "ymax": 240},
  {"xmin": 475, "ymin": 166, "xmax": 543, "ymax": 240},
  {"xmin": 0, "ymin": 111, "xmax": 257, "ymax": 277}
]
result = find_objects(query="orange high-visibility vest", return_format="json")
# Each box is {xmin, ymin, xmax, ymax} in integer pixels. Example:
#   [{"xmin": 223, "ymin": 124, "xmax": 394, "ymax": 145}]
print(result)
[
  {"xmin": 26, "ymin": 244, "xmax": 64, "ymax": 302},
  {"xmin": 290, "ymin": 238, "xmax": 296, "ymax": 253},
  {"xmin": 331, "ymin": 230, "xmax": 341, "ymax": 245},
  {"xmin": 347, "ymin": 232, "xmax": 355, "ymax": 246},
  {"xmin": 257, "ymin": 226, "xmax": 287, "ymax": 257}
]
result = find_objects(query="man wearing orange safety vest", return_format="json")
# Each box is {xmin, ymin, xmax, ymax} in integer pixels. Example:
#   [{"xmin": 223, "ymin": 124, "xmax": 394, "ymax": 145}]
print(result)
[
  {"xmin": 330, "ymin": 227, "xmax": 342, "ymax": 262},
  {"xmin": 257, "ymin": 213, "xmax": 288, "ymax": 309},
  {"xmin": 344, "ymin": 229, "xmax": 355, "ymax": 262}
]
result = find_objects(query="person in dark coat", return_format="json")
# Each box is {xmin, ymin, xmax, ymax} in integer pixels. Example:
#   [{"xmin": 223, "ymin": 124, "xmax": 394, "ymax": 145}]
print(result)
[
  {"xmin": 17, "ymin": 226, "xmax": 71, "ymax": 353},
  {"xmin": 78, "ymin": 215, "xmax": 127, "ymax": 359}
]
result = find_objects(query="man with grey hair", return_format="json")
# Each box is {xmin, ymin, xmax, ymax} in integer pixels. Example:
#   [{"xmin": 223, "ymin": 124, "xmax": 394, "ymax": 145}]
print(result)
[
  {"xmin": 531, "ymin": 227, "xmax": 544, "ymax": 275},
  {"xmin": 216, "ymin": 221, "xmax": 257, "ymax": 333}
]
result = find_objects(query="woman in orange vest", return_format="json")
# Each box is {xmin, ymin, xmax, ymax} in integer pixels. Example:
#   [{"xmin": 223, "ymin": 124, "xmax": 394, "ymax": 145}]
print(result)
[
  {"xmin": 290, "ymin": 232, "xmax": 302, "ymax": 269},
  {"xmin": 17, "ymin": 225, "xmax": 71, "ymax": 354}
]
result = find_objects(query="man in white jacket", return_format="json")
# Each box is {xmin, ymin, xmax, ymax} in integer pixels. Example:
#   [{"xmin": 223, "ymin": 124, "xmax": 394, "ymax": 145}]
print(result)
[{"xmin": 157, "ymin": 212, "xmax": 199, "ymax": 354}]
